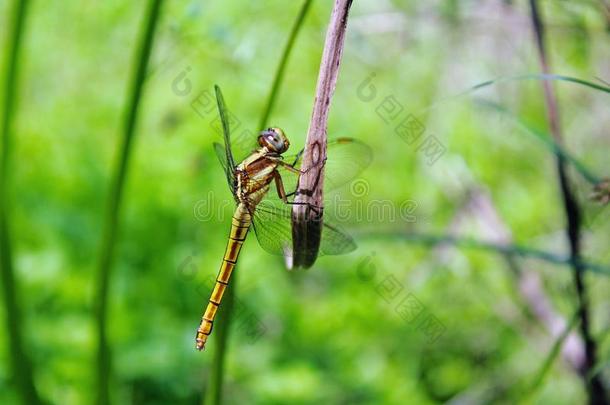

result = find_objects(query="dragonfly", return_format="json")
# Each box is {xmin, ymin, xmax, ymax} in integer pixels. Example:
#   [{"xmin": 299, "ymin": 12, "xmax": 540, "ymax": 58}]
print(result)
[{"xmin": 195, "ymin": 85, "xmax": 371, "ymax": 351}]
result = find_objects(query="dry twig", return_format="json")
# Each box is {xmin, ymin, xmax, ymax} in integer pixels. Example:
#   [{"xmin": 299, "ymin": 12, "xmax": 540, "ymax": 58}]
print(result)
[
  {"xmin": 529, "ymin": 1, "xmax": 606, "ymax": 403},
  {"xmin": 292, "ymin": 0, "xmax": 354, "ymax": 268}
]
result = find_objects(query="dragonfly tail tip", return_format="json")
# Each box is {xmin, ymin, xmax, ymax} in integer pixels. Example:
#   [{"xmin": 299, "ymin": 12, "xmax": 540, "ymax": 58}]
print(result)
[{"xmin": 195, "ymin": 339, "xmax": 206, "ymax": 351}]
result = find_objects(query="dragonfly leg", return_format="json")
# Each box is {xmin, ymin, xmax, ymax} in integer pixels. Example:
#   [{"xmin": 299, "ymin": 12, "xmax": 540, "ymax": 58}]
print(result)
[
  {"xmin": 279, "ymin": 160, "xmax": 301, "ymax": 174},
  {"xmin": 274, "ymin": 170, "xmax": 323, "ymax": 216},
  {"xmin": 289, "ymin": 147, "xmax": 304, "ymax": 167},
  {"xmin": 280, "ymin": 157, "xmax": 327, "ymax": 176},
  {"xmin": 273, "ymin": 170, "xmax": 290, "ymax": 203},
  {"xmin": 272, "ymin": 172, "xmax": 323, "ymax": 219},
  {"xmin": 282, "ymin": 199, "xmax": 323, "ymax": 218}
]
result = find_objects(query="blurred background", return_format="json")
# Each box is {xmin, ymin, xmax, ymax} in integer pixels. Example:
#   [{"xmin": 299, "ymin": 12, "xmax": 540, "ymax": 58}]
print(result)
[{"xmin": 1, "ymin": 0, "xmax": 609, "ymax": 404}]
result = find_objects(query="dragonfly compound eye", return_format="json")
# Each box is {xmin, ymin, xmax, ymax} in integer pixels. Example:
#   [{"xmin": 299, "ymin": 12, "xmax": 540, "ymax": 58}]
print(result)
[{"xmin": 258, "ymin": 127, "xmax": 289, "ymax": 153}]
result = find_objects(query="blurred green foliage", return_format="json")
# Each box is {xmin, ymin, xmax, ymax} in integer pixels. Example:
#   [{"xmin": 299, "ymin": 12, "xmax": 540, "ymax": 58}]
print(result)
[{"xmin": 0, "ymin": 1, "xmax": 609, "ymax": 404}]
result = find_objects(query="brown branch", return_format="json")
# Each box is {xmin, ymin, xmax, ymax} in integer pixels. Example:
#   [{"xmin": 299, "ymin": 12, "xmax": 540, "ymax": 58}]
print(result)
[
  {"xmin": 291, "ymin": 0, "xmax": 353, "ymax": 268},
  {"xmin": 528, "ymin": 1, "xmax": 607, "ymax": 403}
]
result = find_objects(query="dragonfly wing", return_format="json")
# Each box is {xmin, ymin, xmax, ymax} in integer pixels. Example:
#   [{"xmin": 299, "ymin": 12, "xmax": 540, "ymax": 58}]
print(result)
[
  {"xmin": 324, "ymin": 138, "xmax": 373, "ymax": 190},
  {"xmin": 214, "ymin": 142, "xmax": 235, "ymax": 192},
  {"xmin": 277, "ymin": 138, "xmax": 373, "ymax": 192},
  {"xmin": 250, "ymin": 201, "xmax": 293, "ymax": 257},
  {"xmin": 213, "ymin": 85, "xmax": 259, "ymax": 165},
  {"xmin": 214, "ymin": 85, "xmax": 235, "ymax": 173},
  {"xmin": 319, "ymin": 221, "xmax": 356, "ymax": 255},
  {"xmin": 251, "ymin": 199, "xmax": 356, "ymax": 258}
]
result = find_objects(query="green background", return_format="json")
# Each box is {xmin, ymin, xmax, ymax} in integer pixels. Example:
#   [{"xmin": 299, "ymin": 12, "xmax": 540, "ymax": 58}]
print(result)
[{"xmin": 1, "ymin": 0, "xmax": 609, "ymax": 404}]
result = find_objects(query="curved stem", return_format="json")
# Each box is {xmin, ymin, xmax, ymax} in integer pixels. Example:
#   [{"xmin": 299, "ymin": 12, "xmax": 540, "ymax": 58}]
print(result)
[
  {"xmin": 359, "ymin": 231, "xmax": 610, "ymax": 276},
  {"xmin": 523, "ymin": 311, "xmax": 580, "ymax": 401},
  {"xmin": 203, "ymin": 1, "xmax": 314, "ymax": 402},
  {"xmin": 0, "ymin": 1, "xmax": 42, "ymax": 404},
  {"xmin": 529, "ymin": 1, "xmax": 605, "ymax": 402},
  {"xmin": 202, "ymin": 278, "xmax": 235, "ymax": 405},
  {"xmin": 292, "ymin": 0, "xmax": 354, "ymax": 268},
  {"xmin": 258, "ymin": 0, "xmax": 314, "ymax": 130},
  {"xmin": 93, "ymin": 1, "xmax": 164, "ymax": 404}
]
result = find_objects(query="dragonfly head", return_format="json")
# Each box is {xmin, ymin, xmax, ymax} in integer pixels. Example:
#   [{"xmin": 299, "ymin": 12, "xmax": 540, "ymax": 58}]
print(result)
[{"xmin": 259, "ymin": 127, "xmax": 290, "ymax": 154}]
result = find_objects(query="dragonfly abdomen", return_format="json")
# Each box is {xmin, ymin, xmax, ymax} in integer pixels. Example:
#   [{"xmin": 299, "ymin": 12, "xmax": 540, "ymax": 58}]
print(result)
[{"xmin": 195, "ymin": 204, "xmax": 252, "ymax": 350}]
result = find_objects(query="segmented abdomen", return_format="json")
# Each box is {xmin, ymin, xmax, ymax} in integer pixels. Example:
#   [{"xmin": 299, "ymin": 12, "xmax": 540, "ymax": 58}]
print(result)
[{"xmin": 195, "ymin": 203, "xmax": 252, "ymax": 350}]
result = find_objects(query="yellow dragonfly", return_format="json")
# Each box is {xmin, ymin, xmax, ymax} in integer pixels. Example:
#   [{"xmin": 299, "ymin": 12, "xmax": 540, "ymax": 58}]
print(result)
[{"xmin": 195, "ymin": 85, "xmax": 371, "ymax": 350}]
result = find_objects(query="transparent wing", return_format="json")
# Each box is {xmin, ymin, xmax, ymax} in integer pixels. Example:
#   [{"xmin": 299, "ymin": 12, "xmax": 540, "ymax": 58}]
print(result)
[
  {"xmin": 251, "ymin": 199, "xmax": 356, "ymax": 258},
  {"xmin": 213, "ymin": 85, "xmax": 259, "ymax": 195},
  {"xmin": 250, "ymin": 201, "xmax": 294, "ymax": 257},
  {"xmin": 248, "ymin": 137, "xmax": 371, "ymax": 259},
  {"xmin": 276, "ymin": 137, "xmax": 373, "ymax": 194},
  {"xmin": 214, "ymin": 142, "xmax": 235, "ymax": 193},
  {"xmin": 227, "ymin": 128, "xmax": 259, "ymax": 166},
  {"xmin": 211, "ymin": 85, "xmax": 258, "ymax": 165},
  {"xmin": 323, "ymin": 138, "xmax": 373, "ymax": 190},
  {"xmin": 214, "ymin": 85, "xmax": 235, "ymax": 175}
]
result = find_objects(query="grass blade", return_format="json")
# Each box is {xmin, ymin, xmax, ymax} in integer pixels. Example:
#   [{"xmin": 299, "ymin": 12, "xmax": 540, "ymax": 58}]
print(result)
[
  {"xmin": 421, "ymin": 73, "xmax": 610, "ymax": 116},
  {"xmin": 359, "ymin": 231, "xmax": 610, "ymax": 276},
  {"xmin": 202, "ymin": 279, "xmax": 235, "ymax": 405},
  {"xmin": 93, "ymin": 1, "xmax": 164, "ymax": 404},
  {"xmin": 476, "ymin": 99, "xmax": 602, "ymax": 186},
  {"xmin": 258, "ymin": 0, "xmax": 314, "ymax": 130},
  {"xmin": 204, "ymin": 0, "xmax": 314, "ymax": 402},
  {"xmin": 528, "ymin": 1, "xmax": 606, "ymax": 402},
  {"xmin": 469, "ymin": 73, "xmax": 610, "ymax": 95},
  {"xmin": 522, "ymin": 311, "xmax": 580, "ymax": 402},
  {"xmin": 0, "ymin": 1, "xmax": 43, "ymax": 404}
]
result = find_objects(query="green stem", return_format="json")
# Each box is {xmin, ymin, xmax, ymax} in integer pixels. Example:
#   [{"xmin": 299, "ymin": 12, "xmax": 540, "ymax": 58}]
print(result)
[
  {"xmin": 528, "ymin": 1, "xmax": 606, "ymax": 402},
  {"xmin": 523, "ymin": 311, "xmax": 580, "ymax": 401},
  {"xmin": 203, "ymin": 1, "xmax": 314, "ymax": 402},
  {"xmin": 0, "ymin": 1, "xmax": 42, "ymax": 404},
  {"xmin": 258, "ymin": 0, "xmax": 314, "ymax": 130},
  {"xmin": 359, "ymin": 231, "xmax": 610, "ymax": 276},
  {"xmin": 421, "ymin": 73, "xmax": 610, "ymax": 117},
  {"xmin": 476, "ymin": 99, "xmax": 602, "ymax": 186},
  {"xmin": 203, "ymin": 278, "xmax": 235, "ymax": 405},
  {"xmin": 93, "ymin": 1, "xmax": 164, "ymax": 404}
]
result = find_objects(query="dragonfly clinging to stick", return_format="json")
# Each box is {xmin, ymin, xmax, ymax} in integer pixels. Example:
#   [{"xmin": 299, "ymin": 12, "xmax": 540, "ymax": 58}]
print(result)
[{"xmin": 195, "ymin": 85, "xmax": 371, "ymax": 351}]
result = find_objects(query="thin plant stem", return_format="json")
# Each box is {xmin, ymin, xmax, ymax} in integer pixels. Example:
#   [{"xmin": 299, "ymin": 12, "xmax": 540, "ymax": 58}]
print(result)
[
  {"xmin": 292, "ymin": 0, "xmax": 354, "ymax": 268},
  {"xmin": 258, "ymin": 0, "xmax": 314, "ymax": 131},
  {"xmin": 523, "ymin": 311, "xmax": 580, "ymax": 402},
  {"xmin": 203, "ymin": 1, "xmax": 314, "ymax": 402},
  {"xmin": 359, "ymin": 231, "xmax": 610, "ymax": 276},
  {"xmin": 420, "ymin": 73, "xmax": 610, "ymax": 118},
  {"xmin": 528, "ymin": 1, "xmax": 606, "ymax": 403},
  {"xmin": 476, "ymin": 99, "xmax": 601, "ymax": 186},
  {"xmin": 202, "ymin": 280, "xmax": 234, "ymax": 405},
  {"xmin": 0, "ymin": 1, "xmax": 42, "ymax": 404},
  {"xmin": 93, "ymin": 1, "xmax": 164, "ymax": 404}
]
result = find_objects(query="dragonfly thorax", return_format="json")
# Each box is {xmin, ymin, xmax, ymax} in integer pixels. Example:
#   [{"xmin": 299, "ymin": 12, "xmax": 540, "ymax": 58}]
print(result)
[{"xmin": 234, "ymin": 149, "xmax": 281, "ymax": 208}]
